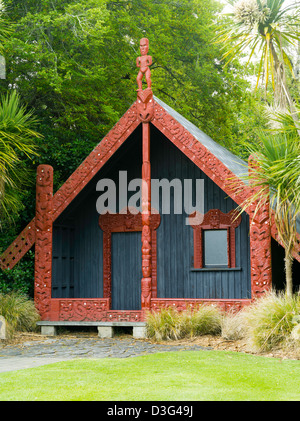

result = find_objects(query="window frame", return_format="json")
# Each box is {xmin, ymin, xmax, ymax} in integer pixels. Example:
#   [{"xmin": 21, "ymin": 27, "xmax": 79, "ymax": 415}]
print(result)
[{"xmin": 189, "ymin": 209, "xmax": 241, "ymax": 269}]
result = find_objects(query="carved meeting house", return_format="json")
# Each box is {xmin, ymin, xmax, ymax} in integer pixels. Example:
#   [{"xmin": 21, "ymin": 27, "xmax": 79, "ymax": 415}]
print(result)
[{"xmin": 1, "ymin": 39, "xmax": 300, "ymax": 324}]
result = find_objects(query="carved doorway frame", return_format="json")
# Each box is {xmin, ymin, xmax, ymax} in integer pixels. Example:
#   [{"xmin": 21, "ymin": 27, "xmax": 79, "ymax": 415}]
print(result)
[{"xmin": 99, "ymin": 208, "xmax": 161, "ymax": 309}]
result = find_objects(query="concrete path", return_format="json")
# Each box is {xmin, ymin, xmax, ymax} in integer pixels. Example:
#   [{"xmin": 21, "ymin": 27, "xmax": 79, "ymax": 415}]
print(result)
[{"xmin": 0, "ymin": 335, "xmax": 210, "ymax": 373}]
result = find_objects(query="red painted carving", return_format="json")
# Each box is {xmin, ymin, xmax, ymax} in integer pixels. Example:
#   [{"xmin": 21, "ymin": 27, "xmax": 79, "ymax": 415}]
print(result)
[
  {"xmin": 57, "ymin": 299, "xmax": 110, "ymax": 321},
  {"xmin": 52, "ymin": 103, "xmax": 139, "ymax": 220},
  {"xmin": 141, "ymin": 122, "xmax": 152, "ymax": 310},
  {"xmin": 136, "ymin": 38, "xmax": 152, "ymax": 90},
  {"xmin": 137, "ymin": 90, "xmax": 154, "ymax": 123},
  {"xmin": 0, "ymin": 221, "xmax": 35, "ymax": 270},
  {"xmin": 136, "ymin": 38, "xmax": 154, "ymax": 122},
  {"xmin": 104, "ymin": 311, "xmax": 143, "ymax": 322},
  {"xmin": 248, "ymin": 156, "xmax": 272, "ymax": 296},
  {"xmin": 150, "ymin": 299, "xmax": 251, "ymax": 313},
  {"xmin": 0, "ymin": 103, "xmax": 139, "ymax": 270},
  {"xmin": 34, "ymin": 165, "xmax": 53, "ymax": 319},
  {"xmin": 48, "ymin": 299, "xmax": 143, "ymax": 322},
  {"xmin": 99, "ymin": 209, "xmax": 160, "ymax": 233},
  {"xmin": 99, "ymin": 209, "xmax": 161, "ymax": 309},
  {"xmin": 189, "ymin": 209, "xmax": 241, "ymax": 268}
]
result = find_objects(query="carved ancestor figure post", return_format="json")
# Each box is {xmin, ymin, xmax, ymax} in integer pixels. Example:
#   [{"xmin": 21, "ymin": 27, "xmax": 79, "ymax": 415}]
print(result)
[
  {"xmin": 136, "ymin": 38, "xmax": 154, "ymax": 123},
  {"xmin": 136, "ymin": 38, "xmax": 152, "ymax": 91},
  {"xmin": 136, "ymin": 37, "xmax": 154, "ymax": 311}
]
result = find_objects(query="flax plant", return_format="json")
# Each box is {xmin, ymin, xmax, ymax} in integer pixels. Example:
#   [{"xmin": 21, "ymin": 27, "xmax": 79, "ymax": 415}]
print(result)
[{"xmin": 0, "ymin": 91, "xmax": 41, "ymax": 221}]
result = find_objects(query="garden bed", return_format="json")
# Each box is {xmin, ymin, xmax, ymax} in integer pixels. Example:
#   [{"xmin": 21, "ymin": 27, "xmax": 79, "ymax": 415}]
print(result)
[{"xmin": 3, "ymin": 330, "xmax": 300, "ymax": 361}]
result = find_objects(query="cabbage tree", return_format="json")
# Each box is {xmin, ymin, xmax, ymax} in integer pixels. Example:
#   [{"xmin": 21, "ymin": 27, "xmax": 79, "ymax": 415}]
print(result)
[
  {"xmin": 241, "ymin": 132, "xmax": 300, "ymax": 297},
  {"xmin": 215, "ymin": 0, "xmax": 300, "ymax": 131}
]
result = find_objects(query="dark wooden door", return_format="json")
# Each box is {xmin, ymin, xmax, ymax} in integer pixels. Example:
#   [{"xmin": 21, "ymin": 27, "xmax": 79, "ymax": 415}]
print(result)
[{"xmin": 111, "ymin": 232, "xmax": 142, "ymax": 310}]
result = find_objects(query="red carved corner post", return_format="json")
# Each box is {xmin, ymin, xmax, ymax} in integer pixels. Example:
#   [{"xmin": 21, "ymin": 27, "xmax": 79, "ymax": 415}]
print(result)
[
  {"xmin": 248, "ymin": 156, "xmax": 272, "ymax": 297},
  {"xmin": 34, "ymin": 165, "xmax": 54, "ymax": 320}
]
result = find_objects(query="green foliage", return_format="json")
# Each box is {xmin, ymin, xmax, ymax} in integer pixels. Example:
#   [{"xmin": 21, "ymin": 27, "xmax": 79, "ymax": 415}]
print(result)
[
  {"xmin": 2, "ymin": 0, "xmax": 261, "ymax": 152},
  {"xmin": 146, "ymin": 305, "xmax": 222, "ymax": 340},
  {"xmin": 0, "ymin": 0, "xmax": 13, "ymax": 55},
  {"xmin": 0, "ymin": 90, "xmax": 41, "ymax": 221},
  {"xmin": 214, "ymin": 0, "xmax": 300, "ymax": 126},
  {"xmin": 0, "ymin": 250, "xmax": 34, "ymax": 296},
  {"xmin": 0, "ymin": 290, "xmax": 40, "ymax": 338}
]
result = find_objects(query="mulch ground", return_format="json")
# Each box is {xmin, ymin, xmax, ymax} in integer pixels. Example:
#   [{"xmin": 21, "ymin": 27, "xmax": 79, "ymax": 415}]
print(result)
[{"xmin": 3, "ymin": 330, "xmax": 300, "ymax": 360}]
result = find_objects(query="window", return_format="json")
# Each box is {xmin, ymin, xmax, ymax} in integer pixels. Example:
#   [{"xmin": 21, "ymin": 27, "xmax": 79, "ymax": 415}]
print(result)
[
  {"xmin": 189, "ymin": 209, "xmax": 241, "ymax": 270},
  {"xmin": 203, "ymin": 229, "xmax": 228, "ymax": 268}
]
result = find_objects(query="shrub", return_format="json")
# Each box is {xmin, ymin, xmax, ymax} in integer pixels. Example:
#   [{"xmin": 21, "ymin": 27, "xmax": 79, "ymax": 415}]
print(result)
[
  {"xmin": 146, "ymin": 304, "xmax": 222, "ymax": 341},
  {"xmin": 0, "ymin": 291, "xmax": 40, "ymax": 338},
  {"xmin": 241, "ymin": 291, "xmax": 300, "ymax": 352}
]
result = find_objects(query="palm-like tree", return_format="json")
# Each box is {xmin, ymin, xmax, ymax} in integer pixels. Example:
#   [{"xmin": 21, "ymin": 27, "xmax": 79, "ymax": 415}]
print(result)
[
  {"xmin": 215, "ymin": 0, "xmax": 300, "ymax": 129},
  {"xmin": 0, "ymin": 91, "xmax": 41, "ymax": 220},
  {"xmin": 0, "ymin": 1, "xmax": 12, "ymax": 55},
  {"xmin": 240, "ymin": 132, "xmax": 300, "ymax": 297}
]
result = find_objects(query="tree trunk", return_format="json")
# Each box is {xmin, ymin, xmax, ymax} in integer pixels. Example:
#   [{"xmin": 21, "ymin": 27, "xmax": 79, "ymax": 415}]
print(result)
[
  {"xmin": 284, "ymin": 249, "xmax": 293, "ymax": 298},
  {"xmin": 270, "ymin": 41, "xmax": 300, "ymax": 137}
]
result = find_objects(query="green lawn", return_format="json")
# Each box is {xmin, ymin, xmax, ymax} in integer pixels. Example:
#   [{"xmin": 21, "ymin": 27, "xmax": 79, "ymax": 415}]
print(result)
[{"xmin": 0, "ymin": 350, "xmax": 300, "ymax": 401}]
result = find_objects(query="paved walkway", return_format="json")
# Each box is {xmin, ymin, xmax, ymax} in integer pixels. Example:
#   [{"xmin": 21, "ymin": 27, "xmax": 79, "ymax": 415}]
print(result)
[{"xmin": 0, "ymin": 334, "xmax": 210, "ymax": 373}]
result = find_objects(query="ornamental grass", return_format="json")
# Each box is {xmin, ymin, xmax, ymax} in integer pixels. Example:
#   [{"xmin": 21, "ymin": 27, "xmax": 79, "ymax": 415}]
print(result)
[
  {"xmin": 0, "ymin": 291, "xmax": 40, "ymax": 338},
  {"xmin": 146, "ymin": 304, "xmax": 222, "ymax": 341},
  {"xmin": 241, "ymin": 291, "xmax": 300, "ymax": 352}
]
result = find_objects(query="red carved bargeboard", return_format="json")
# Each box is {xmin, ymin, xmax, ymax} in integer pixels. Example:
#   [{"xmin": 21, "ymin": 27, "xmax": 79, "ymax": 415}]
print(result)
[{"xmin": 0, "ymin": 102, "xmax": 140, "ymax": 271}]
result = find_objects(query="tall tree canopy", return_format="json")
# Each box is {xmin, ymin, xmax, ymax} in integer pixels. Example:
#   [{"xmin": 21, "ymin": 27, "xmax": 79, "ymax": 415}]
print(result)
[
  {"xmin": 2, "ymin": 0, "xmax": 262, "ymax": 164},
  {"xmin": 215, "ymin": 0, "xmax": 300, "ymax": 127}
]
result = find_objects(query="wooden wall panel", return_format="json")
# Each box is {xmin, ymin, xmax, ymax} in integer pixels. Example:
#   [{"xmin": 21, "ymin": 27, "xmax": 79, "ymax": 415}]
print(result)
[{"xmin": 150, "ymin": 125, "xmax": 251, "ymax": 300}]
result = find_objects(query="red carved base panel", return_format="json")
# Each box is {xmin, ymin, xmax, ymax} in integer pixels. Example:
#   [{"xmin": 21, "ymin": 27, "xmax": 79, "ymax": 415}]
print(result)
[
  {"xmin": 44, "ymin": 299, "xmax": 144, "ymax": 322},
  {"xmin": 150, "ymin": 298, "xmax": 251, "ymax": 313},
  {"xmin": 41, "ymin": 298, "xmax": 252, "ymax": 322},
  {"xmin": 48, "ymin": 299, "xmax": 110, "ymax": 321}
]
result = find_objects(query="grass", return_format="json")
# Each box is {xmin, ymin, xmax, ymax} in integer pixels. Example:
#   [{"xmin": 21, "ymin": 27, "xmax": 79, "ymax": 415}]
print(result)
[{"xmin": 1, "ymin": 350, "xmax": 300, "ymax": 401}]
